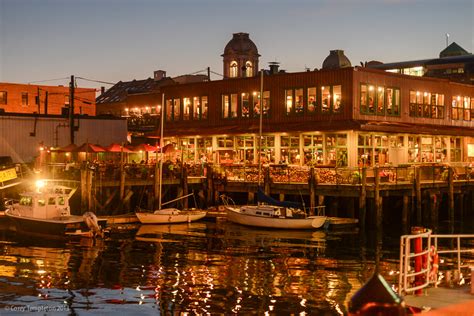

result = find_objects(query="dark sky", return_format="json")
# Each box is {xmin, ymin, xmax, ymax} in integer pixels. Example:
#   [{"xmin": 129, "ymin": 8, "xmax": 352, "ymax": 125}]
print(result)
[{"xmin": 1, "ymin": 0, "xmax": 472, "ymax": 90}]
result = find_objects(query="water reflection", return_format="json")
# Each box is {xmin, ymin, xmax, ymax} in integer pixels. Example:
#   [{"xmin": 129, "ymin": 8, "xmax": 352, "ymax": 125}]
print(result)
[{"xmin": 0, "ymin": 220, "xmax": 400, "ymax": 315}]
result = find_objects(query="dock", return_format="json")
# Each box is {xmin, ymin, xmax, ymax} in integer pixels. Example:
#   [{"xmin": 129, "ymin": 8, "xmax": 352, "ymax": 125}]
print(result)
[{"xmin": 404, "ymin": 285, "xmax": 474, "ymax": 314}]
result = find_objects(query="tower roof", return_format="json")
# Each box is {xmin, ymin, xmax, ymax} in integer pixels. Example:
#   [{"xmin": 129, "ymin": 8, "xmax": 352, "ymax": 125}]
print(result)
[
  {"xmin": 322, "ymin": 50, "xmax": 352, "ymax": 69},
  {"xmin": 439, "ymin": 42, "xmax": 470, "ymax": 58},
  {"xmin": 223, "ymin": 32, "xmax": 260, "ymax": 57}
]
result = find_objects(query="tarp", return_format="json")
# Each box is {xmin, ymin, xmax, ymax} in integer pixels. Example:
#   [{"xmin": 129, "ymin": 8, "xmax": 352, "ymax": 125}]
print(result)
[{"xmin": 256, "ymin": 187, "xmax": 303, "ymax": 209}]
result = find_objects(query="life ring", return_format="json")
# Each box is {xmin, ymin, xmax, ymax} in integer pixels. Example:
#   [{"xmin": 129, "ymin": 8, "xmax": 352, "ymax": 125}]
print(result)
[{"xmin": 428, "ymin": 246, "xmax": 439, "ymax": 282}]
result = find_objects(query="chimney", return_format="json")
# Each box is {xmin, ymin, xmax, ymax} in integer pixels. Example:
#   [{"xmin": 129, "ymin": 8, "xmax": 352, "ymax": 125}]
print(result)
[
  {"xmin": 100, "ymin": 86, "xmax": 105, "ymax": 95},
  {"xmin": 154, "ymin": 70, "xmax": 166, "ymax": 81},
  {"xmin": 269, "ymin": 62, "xmax": 280, "ymax": 74}
]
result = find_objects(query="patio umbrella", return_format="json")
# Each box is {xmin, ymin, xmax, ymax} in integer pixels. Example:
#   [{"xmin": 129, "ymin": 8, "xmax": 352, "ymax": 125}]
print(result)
[{"xmin": 106, "ymin": 143, "xmax": 133, "ymax": 153}]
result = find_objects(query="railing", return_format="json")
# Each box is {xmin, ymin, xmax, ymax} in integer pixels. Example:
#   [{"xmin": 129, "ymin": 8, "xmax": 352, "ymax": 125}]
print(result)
[
  {"xmin": 218, "ymin": 163, "xmax": 473, "ymax": 185},
  {"xmin": 39, "ymin": 162, "xmax": 474, "ymax": 185},
  {"xmin": 399, "ymin": 229, "xmax": 474, "ymax": 295}
]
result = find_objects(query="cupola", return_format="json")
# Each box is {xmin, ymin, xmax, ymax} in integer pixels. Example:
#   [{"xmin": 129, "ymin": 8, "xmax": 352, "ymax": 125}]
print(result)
[{"xmin": 222, "ymin": 33, "xmax": 260, "ymax": 78}]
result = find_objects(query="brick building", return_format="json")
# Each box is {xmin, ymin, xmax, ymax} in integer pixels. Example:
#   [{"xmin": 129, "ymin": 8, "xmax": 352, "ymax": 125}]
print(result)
[{"xmin": 0, "ymin": 82, "xmax": 96, "ymax": 116}]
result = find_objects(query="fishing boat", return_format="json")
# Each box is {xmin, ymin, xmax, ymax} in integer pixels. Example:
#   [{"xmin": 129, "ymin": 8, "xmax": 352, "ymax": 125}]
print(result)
[
  {"xmin": 135, "ymin": 93, "xmax": 207, "ymax": 225},
  {"xmin": 4, "ymin": 179, "xmax": 106, "ymax": 237}
]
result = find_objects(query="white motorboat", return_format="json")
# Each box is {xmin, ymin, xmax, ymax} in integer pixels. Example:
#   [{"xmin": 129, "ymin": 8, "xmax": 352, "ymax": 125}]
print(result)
[{"xmin": 4, "ymin": 179, "xmax": 106, "ymax": 237}]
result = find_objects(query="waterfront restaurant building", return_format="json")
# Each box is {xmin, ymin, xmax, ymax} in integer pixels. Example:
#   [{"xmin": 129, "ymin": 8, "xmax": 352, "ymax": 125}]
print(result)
[{"xmin": 97, "ymin": 33, "xmax": 474, "ymax": 168}]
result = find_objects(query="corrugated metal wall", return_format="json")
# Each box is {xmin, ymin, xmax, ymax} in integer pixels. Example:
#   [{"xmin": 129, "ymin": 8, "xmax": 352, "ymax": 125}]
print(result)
[{"xmin": 0, "ymin": 115, "xmax": 127, "ymax": 163}]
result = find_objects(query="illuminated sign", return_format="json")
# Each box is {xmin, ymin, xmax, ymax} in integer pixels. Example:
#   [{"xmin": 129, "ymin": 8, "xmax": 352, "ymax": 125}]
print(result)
[{"xmin": 0, "ymin": 168, "xmax": 17, "ymax": 182}]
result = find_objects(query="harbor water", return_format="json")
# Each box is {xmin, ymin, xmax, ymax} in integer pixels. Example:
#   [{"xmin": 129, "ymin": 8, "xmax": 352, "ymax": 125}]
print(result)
[{"xmin": 0, "ymin": 217, "xmax": 471, "ymax": 315}]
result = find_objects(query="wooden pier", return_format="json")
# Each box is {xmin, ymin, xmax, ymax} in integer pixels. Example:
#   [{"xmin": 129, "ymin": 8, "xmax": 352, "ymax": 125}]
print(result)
[{"xmin": 39, "ymin": 162, "xmax": 474, "ymax": 230}]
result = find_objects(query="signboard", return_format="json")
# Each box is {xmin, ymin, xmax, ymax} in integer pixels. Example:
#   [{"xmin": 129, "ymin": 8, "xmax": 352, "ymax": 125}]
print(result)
[
  {"xmin": 468, "ymin": 144, "xmax": 474, "ymax": 158},
  {"xmin": 0, "ymin": 168, "xmax": 17, "ymax": 182}
]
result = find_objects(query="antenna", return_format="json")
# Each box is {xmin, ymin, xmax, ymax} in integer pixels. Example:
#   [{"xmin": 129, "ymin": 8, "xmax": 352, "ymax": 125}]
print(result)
[{"xmin": 446, "ymin": 33, "xmax": 450, "ymax": 48}]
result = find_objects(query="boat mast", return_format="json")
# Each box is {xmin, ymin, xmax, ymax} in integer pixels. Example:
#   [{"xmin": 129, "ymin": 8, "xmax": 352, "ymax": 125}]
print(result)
[
  {"xmin": 258, "ymin": 69, "xmax": 264, "ymax": 187},
  {"xmin": 158, "ymin": 92, "xmax": 165, "ymax": 210}
]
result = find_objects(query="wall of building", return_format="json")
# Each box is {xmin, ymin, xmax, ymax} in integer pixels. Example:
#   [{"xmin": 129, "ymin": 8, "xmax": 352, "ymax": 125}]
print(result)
[
  {"xmin": 0, "ymin": 114, "xmax": 127, "ymax": 163},
  {"xmin": 0, "ymin": 82, "xmax": 96, "ymax": 115}
]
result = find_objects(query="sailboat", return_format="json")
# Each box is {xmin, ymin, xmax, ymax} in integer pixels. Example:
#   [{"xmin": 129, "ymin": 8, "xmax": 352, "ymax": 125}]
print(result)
[
  {"xmin": 222, "ymin": 70, "xmax": 327, "ymax": 230},
  {"xmin": 135, "ymin": 94, "xmax": 207, "ymax": 225}
]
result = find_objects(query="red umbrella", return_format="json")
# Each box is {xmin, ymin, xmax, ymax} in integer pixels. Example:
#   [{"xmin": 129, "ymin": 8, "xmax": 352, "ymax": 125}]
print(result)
[
  {"xmin": 75, "ymin": 143, "xmax": 106, "ymax": 153},
  {"xmin": 106, "ymin": 143, "xmax": 133, "ymax": 153}
]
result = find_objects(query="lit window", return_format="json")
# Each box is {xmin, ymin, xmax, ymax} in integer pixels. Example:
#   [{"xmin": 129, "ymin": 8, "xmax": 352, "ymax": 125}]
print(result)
[
  {"xmin": 245, "ymin": 61, "xmax": 253, "ymax": 77},
  {"xmin": 230, "ymin": 61, "xmax": 238, "ymax": 78}
]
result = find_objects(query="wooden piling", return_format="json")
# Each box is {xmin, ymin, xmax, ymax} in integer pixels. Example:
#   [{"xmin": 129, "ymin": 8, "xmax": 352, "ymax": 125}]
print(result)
[
  {"xmin": 206, "ymin": 165, "xmax": 214, "ymax": 206},
  {"xmin": 374, "ymin": 167, "xmax": 382, "ymax": 229},
  {"xmin": 81, "ymin": 168, "xmax": 87, "ymax": 212},
  {"xmin": 402, "ymin": 194, "xmax": 409, "ymax": 231},
  {"xmin": 87, "ymin": 169, "xmax": 93, "ymax": 212},
  {"xmin": 181, "ymin": 166, "xmax": 189, "ymax": 209},
  {"xmin": 309, "ymin": 167, "xmax": 316, "ymax": 216},
  {"xmin": 153, "ymin": 157, "xmax": 160, "ymax": 209},
  {"xmin": 264, "ymin": 167, "xmax": 271, "ymax": 195},
  {"xmin": 359, "ymin": 167, "xmax": 367, "ymax": 229},
  {"xmin": 415, "ymin": 166, "xmax": 422, "ymax": 225},
  {"xmin": 448, "ymin": 167, "xmax": 454, "ymax": 223},
  {"xmin": 248, "ymin": 192, "xmax": 255, "ymax": 204}
]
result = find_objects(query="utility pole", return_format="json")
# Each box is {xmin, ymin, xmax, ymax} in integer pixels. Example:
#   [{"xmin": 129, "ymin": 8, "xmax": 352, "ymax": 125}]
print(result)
[
  {"xmin": 69, "ymin": 75, "xmax": 75, "ymax": 144},
  {"xmin": 44, "ymin": 91, "xmax": 48, "ymax": 115},
  {"xmin": 37, "ymin": 87, "xmax": 41, "ymax": 114}
]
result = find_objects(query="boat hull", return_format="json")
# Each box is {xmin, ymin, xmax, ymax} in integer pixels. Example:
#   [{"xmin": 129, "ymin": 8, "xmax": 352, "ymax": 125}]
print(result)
[
  {"xmin": 136, "ymin": 210, "xmax": 207, "ymax": 224},
  {"xmin": 5, "ymin": 210, "xmax": 107, "ymax": 236},
  {"xmin": 225, "ymin": 207, "xmax": 327, "ymax": 229}
]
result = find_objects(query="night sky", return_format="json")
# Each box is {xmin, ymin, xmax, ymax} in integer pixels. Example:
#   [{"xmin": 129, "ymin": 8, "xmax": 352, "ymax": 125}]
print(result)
[{"xmin": 1, "ymin": 0, "xmax": 472, "ymax": 90}]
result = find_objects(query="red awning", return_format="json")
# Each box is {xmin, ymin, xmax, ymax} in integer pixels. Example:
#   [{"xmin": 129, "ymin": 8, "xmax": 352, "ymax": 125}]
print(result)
[{"xmin": 106, "ymin": 143, "xmax": 133, "ymax": 153}]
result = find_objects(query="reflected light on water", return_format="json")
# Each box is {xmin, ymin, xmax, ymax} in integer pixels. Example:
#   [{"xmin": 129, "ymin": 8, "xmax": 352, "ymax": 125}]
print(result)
[{"xmin": 0, "ymin": 221, "xmax": 411, "ymax": 314}]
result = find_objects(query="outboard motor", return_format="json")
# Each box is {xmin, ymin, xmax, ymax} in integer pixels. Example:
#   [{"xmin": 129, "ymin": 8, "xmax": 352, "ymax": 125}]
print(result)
[{"xmin": 83, "ymin": 212, "xmax": 103, "ymax": 238}]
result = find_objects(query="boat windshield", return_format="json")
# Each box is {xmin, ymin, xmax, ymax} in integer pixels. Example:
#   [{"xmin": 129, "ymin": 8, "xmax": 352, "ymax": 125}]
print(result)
[
  {"xmin": 58, "ymin": 196, "xmax": 65, "ymax": 205},
  {"xmin": 19, "ymin": 196, "xmax": 32, "ymax": 206}
]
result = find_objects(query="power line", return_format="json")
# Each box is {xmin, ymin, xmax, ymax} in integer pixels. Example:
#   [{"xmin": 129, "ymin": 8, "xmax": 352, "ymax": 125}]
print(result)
[
  {"xmin": 28, "ymin": 77, "xmax": 69, "ymax": 84},
  {"xmin": 75, "ymin": 76, "xmax": 116, "ymax": 85},
  {"xmin": 209, "ymin": 70, "xmax": 224, "ymax": 77}
]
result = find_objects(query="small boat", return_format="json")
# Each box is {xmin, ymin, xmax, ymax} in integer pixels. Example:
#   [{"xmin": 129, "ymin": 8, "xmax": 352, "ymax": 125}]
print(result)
[
  {"xmin": 136, "ymin": 206, "xmax": 207, "ymax": 224},
  {"xmin": 221, "ymin": 189, "xmax": 328, "ymax": 230},
  {"xmin": 4, "ymin": 179, "xmax": 106, "ymax": 237},
  {"xmin": 224, "ymin": 204, "xmax": 327, "ymax": 229},
  {"xmin": 134, "ymin": 99, "xmax": 207, "ymax": 225}
]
